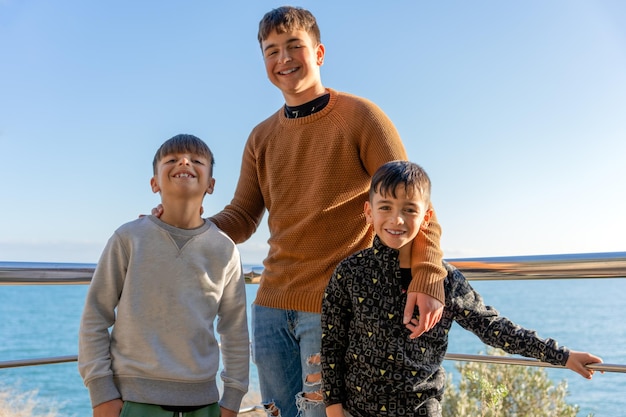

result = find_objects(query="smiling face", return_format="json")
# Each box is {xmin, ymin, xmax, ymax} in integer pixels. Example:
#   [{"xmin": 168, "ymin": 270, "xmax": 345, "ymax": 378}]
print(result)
[
  {"xmin": 261, "ymin": 28, "xmax": 326, "ymax": 106},
  {"xmin": 364, "ymin": 185, "xmax": 432, "ymax": 266},
  {"xmin": 150, "ymin": 151, "xmax": 214, "ymax": 199}
]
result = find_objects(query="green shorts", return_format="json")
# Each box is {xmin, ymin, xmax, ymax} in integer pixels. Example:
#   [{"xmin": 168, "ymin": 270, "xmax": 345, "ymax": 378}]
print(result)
[{"xmin": 120, "ymin": 401, "xmax": 220, "ymax": 417}]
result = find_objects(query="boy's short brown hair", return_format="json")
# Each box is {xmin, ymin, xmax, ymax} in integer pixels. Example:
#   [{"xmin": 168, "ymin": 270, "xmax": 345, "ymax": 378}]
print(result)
[
  {"xmin": 152, "ymin": 134, "xmax": 215, "ymax": 175},
  {"xmin": 258, "ymin": 6, "xmax": 321, "ymax": 46}
]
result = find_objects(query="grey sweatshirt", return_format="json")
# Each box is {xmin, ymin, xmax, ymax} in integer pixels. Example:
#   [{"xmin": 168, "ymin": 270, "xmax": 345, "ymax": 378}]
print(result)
[{"xmin": 78, "ymin": 215, "xmax": 249, "ymax": 411}]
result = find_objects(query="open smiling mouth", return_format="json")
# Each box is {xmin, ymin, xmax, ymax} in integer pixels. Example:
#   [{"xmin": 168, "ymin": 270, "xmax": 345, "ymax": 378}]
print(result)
[
  {"xmin": 386, "ymin": 229, "xmax": 405, "ymax": 236},
  {"xmin": 279, "ymin": 67, "xmax": 298, "ymax": 75}
]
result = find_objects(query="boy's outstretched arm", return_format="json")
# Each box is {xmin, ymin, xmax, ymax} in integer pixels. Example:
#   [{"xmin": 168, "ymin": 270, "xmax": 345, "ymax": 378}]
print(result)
[
  {"xmin": 404, "ymin": 208, "xmax": 446, "ymax": 338},
  {"xmin": 566, "ymin": 350, "xmax": 603, "ymax": 379}
]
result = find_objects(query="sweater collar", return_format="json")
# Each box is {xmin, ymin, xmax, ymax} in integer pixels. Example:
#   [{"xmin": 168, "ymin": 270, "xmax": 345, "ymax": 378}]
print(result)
[
  {"xmin": 284, "ymin": 93, "xmax": 330, "ymax": 118},
  {"xmin": 278, "ymin": 88, "xmax": 338, "ymax": 124}
]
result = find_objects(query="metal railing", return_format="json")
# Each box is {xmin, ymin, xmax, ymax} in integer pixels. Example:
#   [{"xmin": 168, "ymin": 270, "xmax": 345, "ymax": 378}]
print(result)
[
  {"xmin": 2, "ymin": 252, "xmax": 626, "ymax": 412},
  {"xmin": 2, "ymin": 252, "xmax": 625, "ymax": 285}
]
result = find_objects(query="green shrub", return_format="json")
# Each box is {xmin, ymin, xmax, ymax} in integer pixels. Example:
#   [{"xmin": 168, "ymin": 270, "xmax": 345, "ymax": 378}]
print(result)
[{"xmin": 442, "ymin": 348, "xmax": 591, "ymax": 417}]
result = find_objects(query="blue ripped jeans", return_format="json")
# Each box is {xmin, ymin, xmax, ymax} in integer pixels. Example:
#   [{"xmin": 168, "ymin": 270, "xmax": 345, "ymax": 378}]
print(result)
[{"xmin": 251, "ymin": 304, "xmax": 326, "ymax": 417}]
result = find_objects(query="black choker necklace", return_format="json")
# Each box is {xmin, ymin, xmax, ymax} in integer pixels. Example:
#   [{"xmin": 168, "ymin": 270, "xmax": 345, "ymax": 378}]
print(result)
[{"xmin": 284, "ymin": 93, "xmax": 330, "ymax": 118}]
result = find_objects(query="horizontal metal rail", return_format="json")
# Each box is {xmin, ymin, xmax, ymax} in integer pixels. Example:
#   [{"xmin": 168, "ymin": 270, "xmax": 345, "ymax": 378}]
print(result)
[
  {"xmin": 1, "ymin": 253, "xmax": 625, "ymax": 413},
  {"xmin": 447, "ymin": 251, "xmax": 626, "ymax": 281},
  {"xmin": 444, "ymin": 354, "xmax": 626, "ymax": 373},
  {"xmin": 0, "ymin": 262, "xmax": 261, "ymax": 285},
  {"xmin": 0, "ymin": 355, "xmax": 78, "ymax": 369},
  {"xmin": 1, "ymin": 252, "xmax": 625, "ymax": 285},
  {"xmin": 3, "ymin": 353, "xmax": 625, "ymax": 374}
]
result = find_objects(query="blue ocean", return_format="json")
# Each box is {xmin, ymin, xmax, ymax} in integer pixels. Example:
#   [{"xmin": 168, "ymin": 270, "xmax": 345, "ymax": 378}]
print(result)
[{"xmin": 2, "ymin": 275, "xmax": 625, "ymax": 416}]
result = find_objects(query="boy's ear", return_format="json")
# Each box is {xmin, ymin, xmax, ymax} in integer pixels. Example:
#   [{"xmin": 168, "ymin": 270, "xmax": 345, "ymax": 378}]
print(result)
[
  {"xmin": 420, "ymin": 208, "xmax": 434, "ymax": 230},
  {"xmin": 150, "ymin": 176, "xmax": 160, "ymax": 194},
  {"xmin": 363, "ymin": 201, "xmax": 373, "ymax": 224},
  {"xmin": 206, "ymin": 178, "xmax": 216, "ymax": 195},
  {"xmin": 316, "ymin": 43, "xmax": 325, "ymax": 66}
]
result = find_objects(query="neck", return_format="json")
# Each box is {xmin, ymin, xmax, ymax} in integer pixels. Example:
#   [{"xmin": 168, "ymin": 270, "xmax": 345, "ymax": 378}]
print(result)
[
  {"xmin": 283, "ymin": 85, "xmax": 327, "ymax": 107},
  {"xmin": 159, "ymin": 199, "xmax": 204, "ymax": 229}
]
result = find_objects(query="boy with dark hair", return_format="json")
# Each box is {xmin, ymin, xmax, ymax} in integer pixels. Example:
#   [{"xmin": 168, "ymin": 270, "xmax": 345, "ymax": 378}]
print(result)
[
  {"xmin": 321, "ymin": 160, "xmax": 602, "ymax": 417},
  {"xmin": 80, "ymin": 134, "xmax": 249, "ymax": 417}
]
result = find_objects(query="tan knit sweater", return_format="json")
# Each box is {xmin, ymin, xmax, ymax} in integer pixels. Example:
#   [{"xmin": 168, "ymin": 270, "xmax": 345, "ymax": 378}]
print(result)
[{"xmin": 210, "ymin": 89, "xmax": 445, "ymax": 313}]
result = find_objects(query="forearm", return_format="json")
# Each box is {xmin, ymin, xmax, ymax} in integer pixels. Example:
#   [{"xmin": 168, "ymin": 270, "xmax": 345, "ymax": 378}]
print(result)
[
  {"xmin": 79, "ymin": 237, "xmax": 125, "ymax": 404},
  {"xmin": 457, "ymin": 292, "xmax": 569, "ymax": 366},
  {"xmin": 321, "ymin": 271, "xmax": 350, "ymax": 407},
  {"xmin": 209, "ymin": 140, "xmax": 265, "ymax": 243},
  {"xmin": 209, "ymin": 203, "xmax": 261, "ymax": 244},
  {"xmin": 217, "ymin": 264, "xmax": 250, "ymax": 407},
  {"xmin": 408, "ymin": 208, "xmax": 446, "ymax": 303}
]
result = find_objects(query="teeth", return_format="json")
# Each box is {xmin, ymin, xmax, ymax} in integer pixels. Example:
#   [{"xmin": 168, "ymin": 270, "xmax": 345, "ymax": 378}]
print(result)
[
  {"xmin": 175, "ymin": 173, "xmax": 193, "ymax": 178},
  {"xmin": 386, "ymin": 230, "xmax": 404, "ymax": 235},
  {"xmin": 279, "ymin": 68, "xmax": 297, "ymax": 75}
]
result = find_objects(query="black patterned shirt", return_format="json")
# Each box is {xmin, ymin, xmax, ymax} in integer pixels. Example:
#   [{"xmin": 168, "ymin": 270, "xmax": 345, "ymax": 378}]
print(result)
[{"xmin": 321, "ymin": 236, "xmax": 570, "ymax": 417}]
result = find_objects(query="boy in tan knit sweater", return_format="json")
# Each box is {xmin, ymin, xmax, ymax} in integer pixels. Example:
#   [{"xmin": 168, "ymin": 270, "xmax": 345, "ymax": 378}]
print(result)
[{"xmin": 155, "ymin": 6, "xmax": 448, "ymax": 417}]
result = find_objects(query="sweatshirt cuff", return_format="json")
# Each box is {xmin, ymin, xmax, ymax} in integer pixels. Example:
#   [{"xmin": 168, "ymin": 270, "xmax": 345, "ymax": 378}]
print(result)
[
  {"xmin": 219, "ymin": 387, "xmax": 246, "ymax": 413},
  {"xmin": 88, "ymin": 375, "xmax": 121, "ymax": 408}
]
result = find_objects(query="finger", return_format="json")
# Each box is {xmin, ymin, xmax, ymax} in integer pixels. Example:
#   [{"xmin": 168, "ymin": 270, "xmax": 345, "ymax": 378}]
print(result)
[
  {"xmin": 420, "ymin": 311, "xmax": 436, "ymax": 333},
  {"xmin": 403, "ymin": 292, "xmax": 418, "ymax": 324},
  {"xmin": 432, "ymin": 310, "xmax": 443, "ymax": 329},
  {"xmin": 409, "ymin": 320, "xmax": 426, "ymax": 339},
  {"xmin": 404, "ymin": 318, "xmax": 419, "ymax": 333}
]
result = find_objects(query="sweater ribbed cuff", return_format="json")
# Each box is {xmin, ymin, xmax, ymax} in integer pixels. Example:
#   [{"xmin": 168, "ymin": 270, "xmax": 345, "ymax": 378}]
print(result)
[{"xmin": 407, "ymin": 264, "xmax": 446, "ymax": 305}]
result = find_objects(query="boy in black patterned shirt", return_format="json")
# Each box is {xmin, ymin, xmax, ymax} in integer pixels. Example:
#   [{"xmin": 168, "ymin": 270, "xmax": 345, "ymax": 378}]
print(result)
[{"xmin": 321, "ymin": 160, "xmax": 602, "ymax": 417}]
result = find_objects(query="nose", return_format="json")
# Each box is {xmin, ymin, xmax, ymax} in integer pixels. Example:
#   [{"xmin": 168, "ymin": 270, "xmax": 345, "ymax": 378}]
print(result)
[
  {"xmin": 392, "ymin": 211, "xmax": 405, "ymax": 225},
  {"xmin": 278, "ymin": 49, "xmax": 292, "ymax": 64},
  {"xmin": 179, "ymin": 156, "xmax": 191, "ymax": 165}
]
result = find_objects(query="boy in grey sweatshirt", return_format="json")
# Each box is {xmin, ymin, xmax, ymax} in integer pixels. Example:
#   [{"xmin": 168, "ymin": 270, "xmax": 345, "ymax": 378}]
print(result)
[{"xmin": 79, "ymin": 134, "xmax": 249, "ymax": 417}]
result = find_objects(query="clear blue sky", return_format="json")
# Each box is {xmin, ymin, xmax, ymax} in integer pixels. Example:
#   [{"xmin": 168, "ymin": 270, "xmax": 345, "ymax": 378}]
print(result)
[{"xmin": 1, "ymin": 0, "xmax": 625, "ymax": 265}]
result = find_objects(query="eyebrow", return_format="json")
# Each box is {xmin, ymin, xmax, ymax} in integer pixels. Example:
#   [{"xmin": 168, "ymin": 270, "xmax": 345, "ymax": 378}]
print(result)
[
  {"xmin": 375, "ymin": 196, "xmax": 421, "ymax": 207},
  {"xmin": 263, "ymin": 37, "xmax": 303, "ymax": 52}
]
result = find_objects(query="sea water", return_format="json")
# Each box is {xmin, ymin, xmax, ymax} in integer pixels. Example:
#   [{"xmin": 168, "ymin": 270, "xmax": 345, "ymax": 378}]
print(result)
[{"xmin": 1, "ymin": 277, "xmax": 625, "ymax": 416}]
